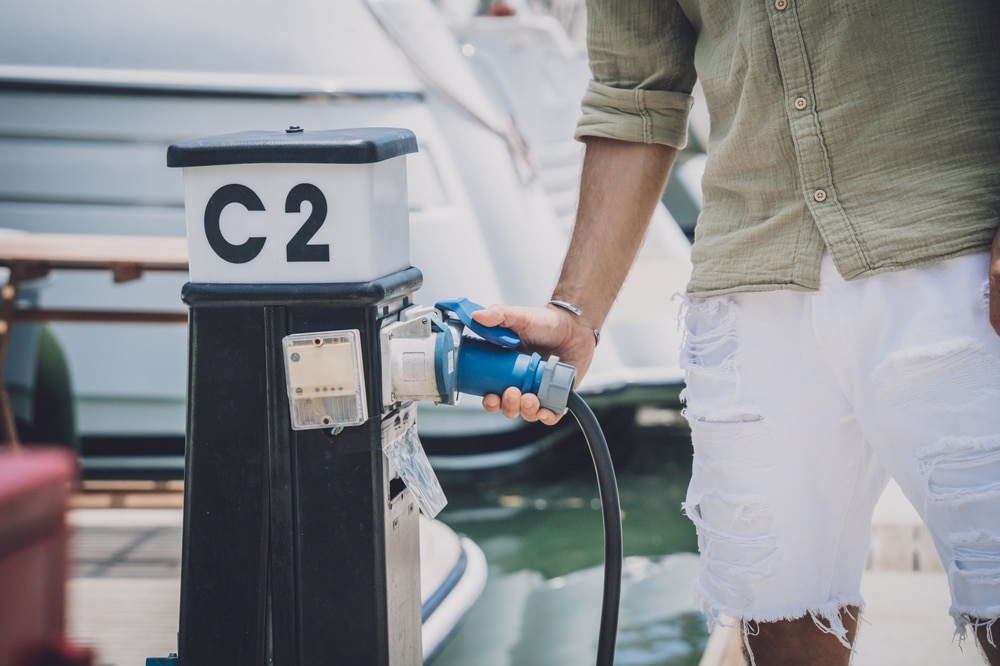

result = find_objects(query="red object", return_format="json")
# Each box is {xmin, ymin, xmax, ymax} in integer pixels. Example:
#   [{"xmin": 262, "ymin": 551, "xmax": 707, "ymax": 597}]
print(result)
[
  {"xmin": 0, "ymin": 446, "xmax": 91, "ymax": 666},
  {"xmin": 486, "ymin": 1, "xmax": 516, "ymax": 17}
]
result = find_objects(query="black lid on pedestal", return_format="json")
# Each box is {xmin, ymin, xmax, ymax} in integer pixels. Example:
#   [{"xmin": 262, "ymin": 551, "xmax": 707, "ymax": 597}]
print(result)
[{"xmin": 167, "ymin": 126, "xmax": 417, "ymax": 167}]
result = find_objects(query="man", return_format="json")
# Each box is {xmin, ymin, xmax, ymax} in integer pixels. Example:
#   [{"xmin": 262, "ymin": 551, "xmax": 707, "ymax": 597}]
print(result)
[{"xmin": 472, "ymin": 1, "xmax": 1000, "ymax": 663}]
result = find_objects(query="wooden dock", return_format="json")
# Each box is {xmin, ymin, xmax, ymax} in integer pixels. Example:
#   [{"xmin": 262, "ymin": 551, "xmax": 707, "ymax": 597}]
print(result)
[
  {"xmin": 63, "ymin": 479, "xmax": 983, "ymax": 666},
  {"xmin": 68, "ymin": 507, "xmax": 182, "ymax": 665}
]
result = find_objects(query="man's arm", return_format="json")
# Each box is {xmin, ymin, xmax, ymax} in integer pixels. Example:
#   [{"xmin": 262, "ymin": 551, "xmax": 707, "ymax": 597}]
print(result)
[{"xmin": 472, "ymin": 135, "xmax": 678, "ymax": 423}]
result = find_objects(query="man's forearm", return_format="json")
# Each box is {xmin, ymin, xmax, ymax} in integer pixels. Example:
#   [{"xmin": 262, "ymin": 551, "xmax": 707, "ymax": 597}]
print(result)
[{"xmin": 552, "ymin": 136, "xmax": 679, "ymax": 332}]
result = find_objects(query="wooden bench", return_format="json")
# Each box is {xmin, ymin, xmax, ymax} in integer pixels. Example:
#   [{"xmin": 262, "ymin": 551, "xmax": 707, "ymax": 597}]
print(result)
[{"xmin": 0, "ymin": 232, "xmax": 189, "ymax": 447}]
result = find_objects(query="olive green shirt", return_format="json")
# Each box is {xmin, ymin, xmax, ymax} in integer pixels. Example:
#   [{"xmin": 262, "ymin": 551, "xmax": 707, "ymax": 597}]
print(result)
[{"xmin": 575, "ymin": 0, "xmax": 1000, "ymax": 297}]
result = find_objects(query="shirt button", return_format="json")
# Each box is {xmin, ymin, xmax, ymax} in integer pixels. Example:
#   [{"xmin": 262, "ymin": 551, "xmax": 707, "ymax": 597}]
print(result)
[
  {"xmin": 794, "ymin": 96, "xmax": 808, "ymax": 110},
  {"xmin": 813, "ymin": 189, "xmax": 828, "ymax": 203},
  {"xmin": 775, "ymin": 0, "xmax": 788, "ymax": 10}
]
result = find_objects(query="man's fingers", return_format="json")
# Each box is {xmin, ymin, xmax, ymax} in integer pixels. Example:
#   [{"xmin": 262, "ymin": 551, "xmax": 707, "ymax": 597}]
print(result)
[
  {"xmin": 520, "ymin": 393, "xmax": 541, "ymax": 420},
  {"xmin": 537, "ymin": 409, "xmax": 561, "ymax": 426},
  {"xmin": 500, "ymin": 386, "xmax": 523, "ymax": 419},
  {"xmin": 483, "ymin": 388, "xmax": 561, "ymax": 424},
  {"xmin": 470, "ymin": 306, "xmax": 505, "ymax": 328},
  {"xmin": 471, "ymin": 305, "xmax": 535, "ymax": 332},
  {"xmin": 481, "ymin": 393, "xmax": 502, "ymax": 414}
]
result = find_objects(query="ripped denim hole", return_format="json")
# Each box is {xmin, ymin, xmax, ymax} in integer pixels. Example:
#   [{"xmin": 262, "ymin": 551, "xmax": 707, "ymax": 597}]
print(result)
[
  {"xmin": 681, "ymin": 297, "xmax": 740, "ymax": 380},
  {"xmin": 686, "ymin": 406, "xmax": 771, "ymax": 473},
  {"xmin": 872, "ymin": 338, "xmax": 1000, "ymax": 412},
  {"xmin": 919, "ymin": 436, "xmax": 1000, "ymax": 511},
  {"xmin": 684, "ymin": 405, "xmax": 764, "ymax": 425},
  {"xmin": 686, "ymin": 492, "xmax": 774, "ymax": 540},
  {"xmin": 947, "ymin": 560, "xmax": 1000, "ymax": 645},
  {"xmin": 950, "ymin": 531, "xmax": 1000, "ymax": 571},
  {"xmin": 938, "ymin": 503, "xmax": 1000, "ymax": 646},
  {"xmin": 684, "ymin": 493, "xmax": 777, "ymax": 617}
]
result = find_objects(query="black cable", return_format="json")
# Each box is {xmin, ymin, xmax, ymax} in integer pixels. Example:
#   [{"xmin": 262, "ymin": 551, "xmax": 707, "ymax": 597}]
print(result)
[{"xmin": 567, "ymin": 390, "xmax": 623, "ymax": 666}]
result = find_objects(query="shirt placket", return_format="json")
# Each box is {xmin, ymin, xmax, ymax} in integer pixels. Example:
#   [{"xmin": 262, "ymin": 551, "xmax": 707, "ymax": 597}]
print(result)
[{"xmin": 766, "ymin": 0, "xmax": 868, "ymax": 273}]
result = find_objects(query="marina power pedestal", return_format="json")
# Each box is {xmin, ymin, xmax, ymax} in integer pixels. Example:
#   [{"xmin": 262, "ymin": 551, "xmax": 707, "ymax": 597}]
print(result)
[{"xmin": 165, "ymin": 127, "xmax": 423, "ymax": 665}]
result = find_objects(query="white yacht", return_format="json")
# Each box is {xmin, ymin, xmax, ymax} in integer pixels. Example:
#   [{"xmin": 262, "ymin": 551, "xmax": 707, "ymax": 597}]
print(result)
[{"xmin": 0, "ymin": 0, "xmax": 693, "ymax": 475}]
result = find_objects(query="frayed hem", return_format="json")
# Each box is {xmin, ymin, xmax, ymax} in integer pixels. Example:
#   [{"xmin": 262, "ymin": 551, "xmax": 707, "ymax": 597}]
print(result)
[
  {"xmin": 695, "ymin": 589, "xmax": 864, "ymax": 665},
  {"xmin": 951, "ymin": 608, "xmax": 1000, "ymax": 649}
]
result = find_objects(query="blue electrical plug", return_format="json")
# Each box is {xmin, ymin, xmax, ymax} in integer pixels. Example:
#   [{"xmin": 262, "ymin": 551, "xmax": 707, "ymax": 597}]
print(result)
[{"xmin": 436, "ymin": 298, "xmax": 576, "ymax": 414}]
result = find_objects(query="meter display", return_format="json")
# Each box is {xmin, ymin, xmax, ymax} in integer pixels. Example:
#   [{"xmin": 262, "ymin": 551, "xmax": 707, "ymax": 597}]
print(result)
[{"xmin": 283, "ymin": 329, "xmax": 368, "ymax": 429}]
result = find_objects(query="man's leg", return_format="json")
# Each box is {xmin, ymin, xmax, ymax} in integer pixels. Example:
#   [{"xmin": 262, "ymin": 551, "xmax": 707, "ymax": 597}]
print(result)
[
  {"xmin": 976, "ymin": 622, "xmax": 1000, "ymax": 666},
  {"xmin": 740, "ymin": 610, "xmax": 1000, "ymax": 665},
  {"xmin": 744, "ymin": 607, "xmax": 860, "ymax": 666}
]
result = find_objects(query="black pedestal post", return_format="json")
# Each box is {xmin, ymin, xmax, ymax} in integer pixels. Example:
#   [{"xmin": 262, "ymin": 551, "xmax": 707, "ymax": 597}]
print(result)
[{"xmin": 177, "ymin": 272, "xmax": 423, "ymax": 666}]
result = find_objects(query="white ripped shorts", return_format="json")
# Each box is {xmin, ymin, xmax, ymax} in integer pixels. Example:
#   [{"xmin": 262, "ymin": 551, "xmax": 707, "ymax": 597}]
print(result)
[{"xmin": 680, "ymin": 251, "xmax": 1000, "ymax": 645}]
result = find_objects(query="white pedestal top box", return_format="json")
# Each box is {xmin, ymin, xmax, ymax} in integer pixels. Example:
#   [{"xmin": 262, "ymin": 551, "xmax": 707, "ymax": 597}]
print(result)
[{"xmin": 167, "ymin": 126, "xmax": 417, "ymax": 284}]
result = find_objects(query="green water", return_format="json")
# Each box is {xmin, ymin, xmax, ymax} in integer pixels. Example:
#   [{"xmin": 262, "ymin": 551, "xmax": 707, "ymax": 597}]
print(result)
[{"xmin": 431, "ymin": 414, "xmax": 707, "ymax": 666}]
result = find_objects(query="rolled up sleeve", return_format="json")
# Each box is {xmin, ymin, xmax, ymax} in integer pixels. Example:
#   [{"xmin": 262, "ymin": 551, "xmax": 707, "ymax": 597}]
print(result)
[
  {"xmin": 575, "ymin": 0, "xmax": 697, "ymax": 147},
  {"xmin": 575, "ymin": 81, "xmax": 694, "ymax": 147}
]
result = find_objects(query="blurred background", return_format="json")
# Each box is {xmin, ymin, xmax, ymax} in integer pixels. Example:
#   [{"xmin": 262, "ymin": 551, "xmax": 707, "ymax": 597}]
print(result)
[{"xmin": 1, "ymin": 0, "xmax": 710, "ymax": 663}]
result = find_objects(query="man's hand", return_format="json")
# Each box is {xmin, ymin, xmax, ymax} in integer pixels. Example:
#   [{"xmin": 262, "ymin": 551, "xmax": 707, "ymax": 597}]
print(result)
[
  {"xmin": 471, "ymin": 304, "xmax": 597, "ymax": 425},
  {"xmin": 991, "ymin": 226, "xmax": 1000, "ymax": 337}
]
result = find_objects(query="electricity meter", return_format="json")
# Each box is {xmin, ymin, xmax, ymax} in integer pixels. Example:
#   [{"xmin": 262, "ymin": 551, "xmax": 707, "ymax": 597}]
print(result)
[{"xmin": 283, "ymin": 329, "xmax": 368, "ymax": 429}]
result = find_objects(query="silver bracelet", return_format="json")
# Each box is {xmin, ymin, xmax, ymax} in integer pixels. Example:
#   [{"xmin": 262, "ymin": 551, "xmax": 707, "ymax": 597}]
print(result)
[{"xmin": 547, "ymin": 299, "xmax": 601, "ymax": 346}]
